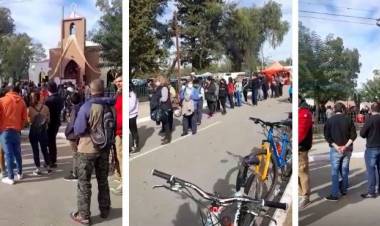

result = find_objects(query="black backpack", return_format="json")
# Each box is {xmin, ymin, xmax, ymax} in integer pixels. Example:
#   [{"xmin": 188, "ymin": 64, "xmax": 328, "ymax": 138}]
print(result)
[
  {"xmin": 90, "ymin": 104, "xmax": 116, "ymax": 151},
  {"xmin": 30, "ymin": 106, "xmax": 48, "ymax": 134}
]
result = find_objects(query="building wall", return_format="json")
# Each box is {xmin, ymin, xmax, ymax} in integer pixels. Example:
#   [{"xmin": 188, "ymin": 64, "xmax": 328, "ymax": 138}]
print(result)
[{"xmin": 29, "ymin": 60, "xmax": 49, "ymax": 84}]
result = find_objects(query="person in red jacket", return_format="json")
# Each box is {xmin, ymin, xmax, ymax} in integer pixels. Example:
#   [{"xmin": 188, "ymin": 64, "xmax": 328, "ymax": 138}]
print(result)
[
  {"xmin": 227, "ymin": 77, "xmax": 235, "ymax": 109},
  {"xmin": 299, "ymin": 96, "xmax": 313, "ymax": 209},
  {"xmin": 111, "ymin": 74, "xmax": 123, "ymax": 196}
]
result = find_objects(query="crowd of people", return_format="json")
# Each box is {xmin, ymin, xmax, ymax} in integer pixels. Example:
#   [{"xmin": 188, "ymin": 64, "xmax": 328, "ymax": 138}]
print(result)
[
  {"xmin": 129, "ymin": 72, "xmax": 291, "ymax": 152},
  {"xmin": 0, "ymin": 75, "xmax": 123, "ymax": 225},
  {"xmin": 298, "ymin": 98, "xmax": 380, "ymax": 209}
]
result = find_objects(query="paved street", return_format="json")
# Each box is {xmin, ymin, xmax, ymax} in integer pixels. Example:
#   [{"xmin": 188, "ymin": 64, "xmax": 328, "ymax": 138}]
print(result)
[
  {"xmin": 299, "ymin": 130, "xmax": 375, "ymax": 226},
  {"xmin": 130, "ymin": 94, "xmax": 292, "ymax": 226},
  {"xmin": 0, "ymin": 128, "xmax": 122, "ymax": 226}
]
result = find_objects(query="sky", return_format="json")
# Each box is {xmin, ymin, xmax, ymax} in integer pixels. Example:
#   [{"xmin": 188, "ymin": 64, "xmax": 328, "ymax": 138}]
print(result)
[
  {"xmin": 159, "ymin": 0, "xmax": 292, "ymax": 66},
  {"xmin": 299, "ymin": 0, "xmax": 380, "ymax": 88},
  {"xmin": 0, "ymin": 0, "xmax": 102, "ymax": 54}
]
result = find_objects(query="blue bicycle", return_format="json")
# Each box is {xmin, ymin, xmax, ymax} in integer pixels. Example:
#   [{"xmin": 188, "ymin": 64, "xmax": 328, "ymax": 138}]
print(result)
[{"xmin": 236, "ymin": 117, "xmax": 292, "ymax": 201}]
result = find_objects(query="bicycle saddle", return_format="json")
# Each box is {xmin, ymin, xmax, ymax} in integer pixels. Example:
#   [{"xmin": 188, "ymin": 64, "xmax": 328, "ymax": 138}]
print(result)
[{"xmin": 243, "ymin": 153, "xmax": 260, "ymax": 166}]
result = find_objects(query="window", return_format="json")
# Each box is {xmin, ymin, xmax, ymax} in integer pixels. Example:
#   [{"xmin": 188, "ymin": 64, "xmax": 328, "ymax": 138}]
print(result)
[{"xmin": 69, "ymin": 22, "xmax": 76, "ymax": 35}]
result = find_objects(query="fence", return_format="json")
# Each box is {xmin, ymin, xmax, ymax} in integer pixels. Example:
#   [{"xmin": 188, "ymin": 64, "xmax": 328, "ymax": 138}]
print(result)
[{"xmin": 313, "ymin": 111, "xmax": 370, "ymax": 134}]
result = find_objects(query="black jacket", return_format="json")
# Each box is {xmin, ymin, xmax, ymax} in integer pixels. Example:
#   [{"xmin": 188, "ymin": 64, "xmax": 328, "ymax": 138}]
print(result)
[
  {"xmin": 360, "ymin": 114, "xmax": 380, "ymax": 148},
  {"xmin": 150, "ymin": 86, "xmax": 172, "ymax": 111},
  {"xmin": 218, "ymin": 83, "xmax": 227, "ymax": 97},
  {"xmin": 324, "ymin": 113, "xmax": 357, "ymax": 148},
  {"xmin": 45, "ymin": 93, "xmax": 64, "ymax": 128}
]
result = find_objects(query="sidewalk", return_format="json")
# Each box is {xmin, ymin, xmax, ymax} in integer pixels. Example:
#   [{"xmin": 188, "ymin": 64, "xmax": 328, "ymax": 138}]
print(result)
[{"xmin": 300, "ymin": 132, "xmax": 374, "ymax": 226}]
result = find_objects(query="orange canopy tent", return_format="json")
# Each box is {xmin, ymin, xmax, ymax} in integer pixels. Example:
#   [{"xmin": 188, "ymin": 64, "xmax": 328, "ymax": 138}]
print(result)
[
  {"xmin": 261, "ymin": 61, "xmax": 291, "ymax": 84},
  {"xmin": 261, "ymin": 61, "xmax": 289, "ymax": 75}
]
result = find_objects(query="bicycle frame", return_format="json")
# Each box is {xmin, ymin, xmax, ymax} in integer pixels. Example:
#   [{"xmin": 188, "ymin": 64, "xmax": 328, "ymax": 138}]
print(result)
[
  {"xmin": 253, "ymin": 126, "xmax": 290, "ymax": 181},
  {"xmin": 267, "ymin": 126, "xmax": 290, "ymax": 168}
]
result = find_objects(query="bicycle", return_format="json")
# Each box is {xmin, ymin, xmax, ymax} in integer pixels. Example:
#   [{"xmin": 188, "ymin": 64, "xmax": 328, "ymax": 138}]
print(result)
[
  {"xmin": 152, "ymin": 169, "xmax": 287, "ymax": 226},
  {"xmin": 236, "ymin": 117, "xmax": 292, "ymax": 200}
]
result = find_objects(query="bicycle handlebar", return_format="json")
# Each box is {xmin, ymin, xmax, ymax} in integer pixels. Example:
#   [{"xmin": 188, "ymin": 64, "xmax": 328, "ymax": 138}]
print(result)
[
  {"xmin": 249, "ymin": 117, "xmax": 291, "ymax": 129},
  {"xmin": 152, "ymin": 169, "xmax": 287, "ymax": 210}
]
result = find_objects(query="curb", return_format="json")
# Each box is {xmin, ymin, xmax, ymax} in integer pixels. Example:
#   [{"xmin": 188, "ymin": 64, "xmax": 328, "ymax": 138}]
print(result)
[{"xmin": 269, "ymin": 175, "xmax": 293, "ymax": 226}]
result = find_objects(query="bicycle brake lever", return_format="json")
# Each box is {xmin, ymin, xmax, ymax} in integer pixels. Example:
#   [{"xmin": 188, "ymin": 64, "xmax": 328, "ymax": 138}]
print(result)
[{"xmin": 152, "ymin": 184, "xmax": 170, "ymax": 190}]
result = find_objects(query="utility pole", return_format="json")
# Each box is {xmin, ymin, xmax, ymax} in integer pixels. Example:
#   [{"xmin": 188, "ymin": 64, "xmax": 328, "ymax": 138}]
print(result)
[
  {"xmin": 174, "ymin": 11, "xmax": 181, "ymax": 90},
  {"xmin": 60, "ymin": 5, "xmax": 64, "ymax": 84}
]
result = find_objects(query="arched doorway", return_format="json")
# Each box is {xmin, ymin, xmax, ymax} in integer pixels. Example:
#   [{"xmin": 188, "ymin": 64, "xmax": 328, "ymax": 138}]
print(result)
[{"xmin": 64, "ymin": 60, "xmax": 80, "ymax": 82}]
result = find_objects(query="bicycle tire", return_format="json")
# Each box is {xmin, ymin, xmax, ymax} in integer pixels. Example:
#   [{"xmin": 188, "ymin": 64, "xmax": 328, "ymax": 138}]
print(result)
[
  {"xmin": 281, "ymin": 144, "xmax": 292, "ymax": 179},
  {"xmin": 244, "ymin": 153, "xmax": 277, "ymax": 200}
]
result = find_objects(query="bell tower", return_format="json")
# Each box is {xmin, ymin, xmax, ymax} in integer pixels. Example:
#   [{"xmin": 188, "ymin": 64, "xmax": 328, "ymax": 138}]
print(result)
[{"xmin": 59, "ymin": 4, "xmax": 86, "ymax": 85}]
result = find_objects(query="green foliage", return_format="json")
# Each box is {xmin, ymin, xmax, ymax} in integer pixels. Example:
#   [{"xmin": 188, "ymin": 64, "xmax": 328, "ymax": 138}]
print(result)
[
  {"xmin": 0, "ymin": 33, "xmax": 34, "ymax": 80},
  {"xmin": 0, "ymin": 7, "xmax": 46, "ymax": 81},
  {"xmin": 360, "ymin": 71, "xmax": 380, "ymax": 102},
  {"xmin": 92, "ymin": 0, "xmax": 122, "ymax": 69},
  {"xmin": 299, "ymin": 23, "xmax": 360, "ymax": 105},
  {"xmin": 129, "ymin": 0, "xmax": 170, "ymax": 78},
  {"xmin": 176, "ymin": 0, "xmax": 224, "ymax": 70},
  {"xmin": 0, "ymin": 7, "xmax": 14, "ymax": 36}
]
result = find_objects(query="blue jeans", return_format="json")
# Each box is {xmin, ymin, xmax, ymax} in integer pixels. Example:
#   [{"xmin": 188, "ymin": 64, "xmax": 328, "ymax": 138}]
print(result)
[
  {"xmin": 1, "ymin": 130, "xmax": 22, "ymax": 180},
  {"xmin": 195, "ymin": 99, "xmax": 203, "ymax": 124},
  {"xmin": 364, "ymin": 148, "xmax": 380, "ymax": 194},
  {"xmin": 330, "ymin": 148, "xmax": 352, "ymax": 197},
  {"xmin": 235, "ymin": 91, "xmax": 242, "ymax": 106}
]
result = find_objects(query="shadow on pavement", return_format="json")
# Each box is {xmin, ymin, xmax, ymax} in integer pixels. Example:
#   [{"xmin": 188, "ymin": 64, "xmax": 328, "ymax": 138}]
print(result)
[
  {"xmin": 300, "ymin": 161, "xmax": 367, "ymax": 226},
  {"xmin": 172, "ymin": 202, "xmax": 202, "ymax": 226},
  {"xmin": 132, "ymin": 125, "xmax": 155, "ymax": 150},
  {"xmin": 277, "ymin": 97, "xmax": 291, "ymax": 104},
  {"xmin": 92, "ymin": 207, "xmax": 122, "ymax": 225}
]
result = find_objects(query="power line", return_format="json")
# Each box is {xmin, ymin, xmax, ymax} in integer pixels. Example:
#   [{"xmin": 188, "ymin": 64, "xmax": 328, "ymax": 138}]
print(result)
[
  {"xmin": 300, "ymin": 10, "xmax": 379, "ymax": 21},
  {"xmin": 300, "ymin": 15, "xmax": 377, "ymax": 26},
  {"xmin": 300, "ymin": 1, "xmax": 374, "ymax": 13}
]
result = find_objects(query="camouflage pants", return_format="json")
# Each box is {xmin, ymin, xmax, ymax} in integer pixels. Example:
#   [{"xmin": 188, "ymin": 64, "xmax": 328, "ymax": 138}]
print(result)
[{"xmin": 77, "ymin": 151, "xmax": 111, "ymax": 219}]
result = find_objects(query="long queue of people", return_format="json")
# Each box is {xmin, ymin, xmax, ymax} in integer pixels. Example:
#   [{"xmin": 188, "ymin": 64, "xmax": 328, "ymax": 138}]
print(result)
[
  {"xmin": 129, "ymin": 73, "xmax": 290, "ymax": 152},
  {"xmin": 0, "ymin": 76, "xmax": 123, "ymax": 225}
]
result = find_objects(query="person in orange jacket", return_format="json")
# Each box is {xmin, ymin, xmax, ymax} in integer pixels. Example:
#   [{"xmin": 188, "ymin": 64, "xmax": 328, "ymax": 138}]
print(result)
[{"xmin": 0, "ymin": 84, "xmax": 28, "ymax": 185}]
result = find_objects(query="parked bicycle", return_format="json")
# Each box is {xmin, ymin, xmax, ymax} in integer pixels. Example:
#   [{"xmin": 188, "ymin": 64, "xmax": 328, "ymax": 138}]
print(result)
[
  {"xmin": 152, "ymin": 169, "xmax": 287, "ymax": 226},
  {"xmin": 236, "ymin": 117, "xmax": 292, "ymax": 200}
]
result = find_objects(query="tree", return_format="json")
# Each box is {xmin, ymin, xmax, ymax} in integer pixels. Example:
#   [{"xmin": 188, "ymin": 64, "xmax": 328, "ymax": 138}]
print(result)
[
  {"xmin": 92, "ymin": 0, "xmax": 122, "ymax": 69},
  {"xmin": 129, "ymin": 0, "xmax": 171, "ymax": 78},
  {"xmin": 299, "ymin": 23, "xmax": 361, "ymax": 120},
  {"xmin": 176, "ymin": 0, "xmax": 224, "ymax": 71},
  {"xmin": 221, "ymin": 2, "xmax": 288, "ymax": 71},
  {"xmin": 360, "ymin": 70, "xmax": 380, "ymax": 102},
  {"xmin": 0, "ymin": 7, "xmax": 14, "ymax": 36},
  {"xmin": 0, "ymin": 33, "xmax": 35, "ymax": 81},
  {"xmin": 30, "ymin": 42, "xmax": 46, "ymax": 61}
]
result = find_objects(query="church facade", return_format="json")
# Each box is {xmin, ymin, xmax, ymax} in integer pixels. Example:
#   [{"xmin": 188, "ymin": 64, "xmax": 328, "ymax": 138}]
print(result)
[{"xmin": 48, "ymin": 12, "xmax": 101, "ymax": 86}]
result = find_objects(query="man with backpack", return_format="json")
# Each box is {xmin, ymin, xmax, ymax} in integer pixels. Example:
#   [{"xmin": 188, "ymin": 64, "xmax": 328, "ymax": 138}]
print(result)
[{"xmin": 70, "ymin": 79, "xmax": 115, "ymax": 225}]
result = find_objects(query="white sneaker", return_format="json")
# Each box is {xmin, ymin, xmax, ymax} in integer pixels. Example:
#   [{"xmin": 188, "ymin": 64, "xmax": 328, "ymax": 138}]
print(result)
[
  {"xmin": 33, "ymin": 169, "xmax": 42, "ymax": 176},
  {"xmin": 2, "ymin": 177, "xmax": 15, "ymax": 185},
  {"xmin": 16, "ymin": 174, "xmax": 23, "ymax": 181}
]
